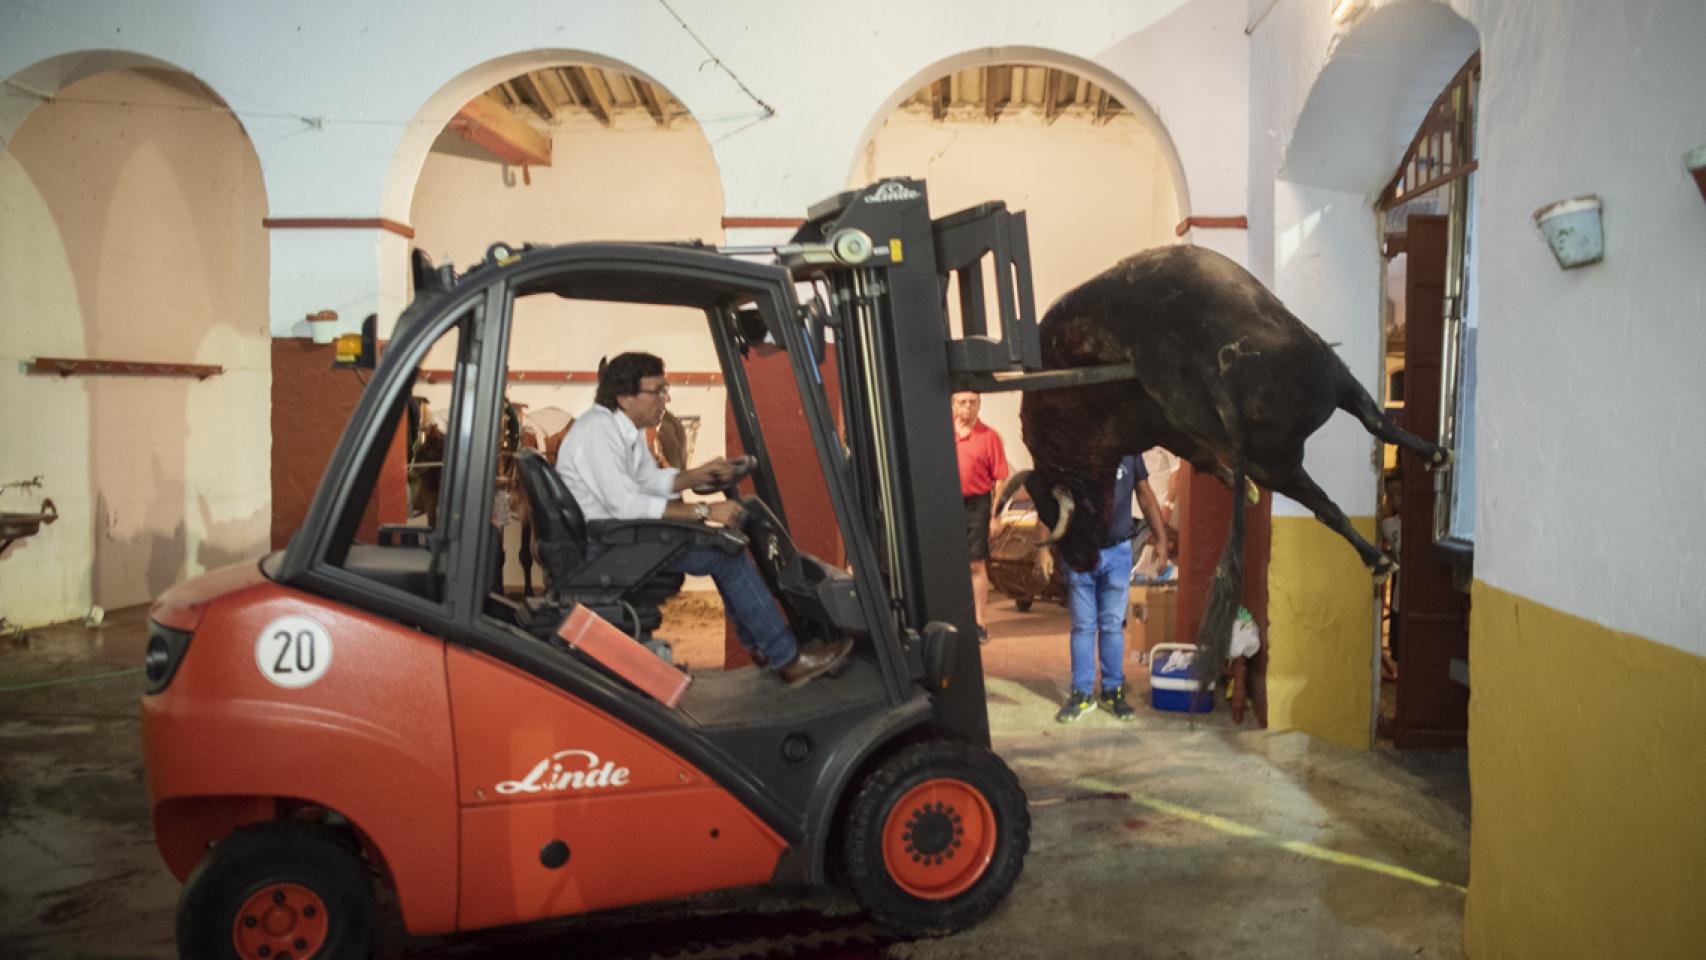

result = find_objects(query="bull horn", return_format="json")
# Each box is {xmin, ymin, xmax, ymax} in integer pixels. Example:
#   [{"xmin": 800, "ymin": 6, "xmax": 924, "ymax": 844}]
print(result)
[{"xmin": 1049, "ymin": 486, "xmax": 1075, "ymax": 542}]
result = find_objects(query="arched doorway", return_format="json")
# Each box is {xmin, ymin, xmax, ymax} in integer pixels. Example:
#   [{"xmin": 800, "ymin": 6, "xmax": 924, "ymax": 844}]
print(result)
[
  {"xmin": 1273, "ymin": 0, "xmax": 1480, "ymax": 747},
  {"xmin": 1, "ymin": 54, "xmax": 270, "ymax": 626},
  {"xmin": 402, "ymin": 56, "xmax": 725, "ymax": 595},
  {"xmin": 852, "ymin": 55, "xmax": 1185, "ymax": 480}
]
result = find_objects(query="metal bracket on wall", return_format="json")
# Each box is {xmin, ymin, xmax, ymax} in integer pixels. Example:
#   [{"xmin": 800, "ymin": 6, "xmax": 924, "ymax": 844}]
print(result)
[{"xmin": 27, "ymin": 357, "xmax": 223, "ymax": 380}]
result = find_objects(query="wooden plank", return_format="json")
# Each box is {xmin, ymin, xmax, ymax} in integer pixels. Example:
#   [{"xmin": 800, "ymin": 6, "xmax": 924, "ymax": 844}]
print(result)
[
  {"xmin": 1173, "ymin": 215, "xmax": 1249, "ymax": 237},
  {"xmin": 520, "ymin": 71, "xmax": 556, "ymax": 122},
  {"xmin": 722, "ymin": 216, "xmax": 806, "ymax": 229},
  {"xmin": 30, "ymin": 356, "xmax": 223, "ymax": 380},
  {"xmin": 582, "ymin": 68, "xmax": 616, "ymax": 127},
  {"xmin": 263, "ymin": 217, "xmax": 415, "ymax": 239},
  {"xmin": 449, "ymin": 93, "xmax": 551, "ymax": 167},
  {"xmin": 562, "ymin": 67, "xmax": 609, "ymax": 126},
  {"xmin": 634, "ymin": 78, "xmax": 667, "ymax": 127}
]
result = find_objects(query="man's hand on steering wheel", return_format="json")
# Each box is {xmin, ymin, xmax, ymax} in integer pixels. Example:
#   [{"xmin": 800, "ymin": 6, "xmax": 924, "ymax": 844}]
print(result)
[
  {"xmin": 701, "ymin": 500, "xmax": 746, "ymax": 527},
  {"xmin": 686, "ymin": 455, "xmax": 757, "ymax": 496}
]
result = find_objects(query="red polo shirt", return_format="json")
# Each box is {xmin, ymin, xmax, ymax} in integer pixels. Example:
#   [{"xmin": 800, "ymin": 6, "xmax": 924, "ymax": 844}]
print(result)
[{"xmin": 955, "ymin": 420, "xmax": 1009, "ymax": 498}]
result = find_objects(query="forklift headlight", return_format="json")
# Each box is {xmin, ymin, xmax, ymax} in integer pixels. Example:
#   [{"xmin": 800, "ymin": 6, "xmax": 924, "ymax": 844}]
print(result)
[{"xmin": 144, "ymin": 622, "xmax": 192, "ymax": 693}]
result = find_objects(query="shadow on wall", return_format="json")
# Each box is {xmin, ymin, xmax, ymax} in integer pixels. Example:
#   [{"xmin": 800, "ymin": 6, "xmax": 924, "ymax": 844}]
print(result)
[
  {"xmin": 91, "ymin": 460, "xmax": 185, "ymax": 609},
  {"xmin": 196, "ymin": 496, "xmax": 267, "ymax": 574}
]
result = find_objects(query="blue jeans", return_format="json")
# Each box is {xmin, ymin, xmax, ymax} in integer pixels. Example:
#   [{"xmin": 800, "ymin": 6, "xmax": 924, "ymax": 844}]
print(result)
[
  {"xmin": 1066, "ymin": 539, "xmax": 1133, "ymax": 694},
  {"xmin": 668, "ymin": 546, "xmax": 800, "ymax": 669}
]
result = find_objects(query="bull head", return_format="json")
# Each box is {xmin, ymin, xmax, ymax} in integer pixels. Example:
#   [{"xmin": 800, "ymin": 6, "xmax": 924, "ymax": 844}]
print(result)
[{"xmin": 1023, "ymin": 471, "xmax": 1101, "ymax": 573}]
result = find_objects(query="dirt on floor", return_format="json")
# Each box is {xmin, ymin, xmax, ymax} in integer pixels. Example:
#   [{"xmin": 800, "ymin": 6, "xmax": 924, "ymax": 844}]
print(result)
[{"xmin": 0, "ymin": 593, "xmax": 1470, "ymax": 959}]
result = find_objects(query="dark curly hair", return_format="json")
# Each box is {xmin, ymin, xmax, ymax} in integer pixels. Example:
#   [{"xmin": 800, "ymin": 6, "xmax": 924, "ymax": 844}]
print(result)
[{"xmin": 594, "ymin": 352, "xmax": 665, "ymax": 410}]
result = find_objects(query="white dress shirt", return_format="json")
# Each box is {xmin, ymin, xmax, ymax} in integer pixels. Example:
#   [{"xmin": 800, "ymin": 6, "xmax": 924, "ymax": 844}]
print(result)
[{"xmin": 554, "ymin": 404, "xmax": 681, "ymax": 520}]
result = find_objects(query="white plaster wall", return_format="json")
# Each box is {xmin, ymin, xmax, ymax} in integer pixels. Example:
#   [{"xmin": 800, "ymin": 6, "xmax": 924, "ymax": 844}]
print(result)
[
  {"xmin": 861, "ymin": 109, "xmax": 1183, "ymax": 469},
  {"xmin": 1271, "ymin": 181, "xmax": 1383, "ymax": 518},
  {"xmin": 0, "ymin": 0, "xmax": 1249, "ymax": 344},
  {"xmin": 1463, "ymin": 0, "xmax": 1706, "ymax": 653},
  {"xmin": 0, "ymin": 68, "xmax": 270, "ymax": 623},
  {"xmin": 1251, "ymin": 0, "xmax": 1706, "ymax": 653}
]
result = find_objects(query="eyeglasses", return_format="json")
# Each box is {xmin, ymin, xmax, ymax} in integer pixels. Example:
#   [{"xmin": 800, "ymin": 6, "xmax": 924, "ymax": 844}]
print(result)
[{"xmin": 635, "ymin": 382, "xmax": 671, "ymax": 396}]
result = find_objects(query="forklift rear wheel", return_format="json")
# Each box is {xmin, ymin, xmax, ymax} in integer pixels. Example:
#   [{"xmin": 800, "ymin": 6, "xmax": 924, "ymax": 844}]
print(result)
[
  {"xmin": 176, "ymin": 820, "xmax": 374, "ymax": 960},
  {"xmin": 1014, "ymin": 598, "xmax": 1034, "ymax": 612},
  {"xmin": 842, "ymin": 739, "xmax": 1030, "ymax": 936}
]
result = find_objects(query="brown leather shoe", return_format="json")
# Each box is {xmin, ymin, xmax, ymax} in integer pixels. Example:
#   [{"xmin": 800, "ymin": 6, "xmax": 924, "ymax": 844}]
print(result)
[{"xmin": 777, "ymin": 638, "xmax": 853, "ymax": 688}]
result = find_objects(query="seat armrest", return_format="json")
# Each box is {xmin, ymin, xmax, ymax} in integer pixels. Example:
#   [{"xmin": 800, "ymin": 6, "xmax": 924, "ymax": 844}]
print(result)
[{"xmin": 588, "ymin": 518, "xmax": 748, "ymax": 554}]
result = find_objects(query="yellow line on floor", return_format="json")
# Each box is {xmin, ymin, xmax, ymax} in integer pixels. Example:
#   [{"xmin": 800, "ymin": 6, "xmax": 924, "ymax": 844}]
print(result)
[
  {"xmin": 1077, "ymin": 775, "xmax": 1467, "ymax": 893},
  {"xmin": 0, "ymin": 666, "xmax": 145, "ymax": 694}
]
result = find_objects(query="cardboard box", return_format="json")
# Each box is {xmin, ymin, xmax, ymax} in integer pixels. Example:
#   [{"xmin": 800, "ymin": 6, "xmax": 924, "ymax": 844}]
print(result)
[{"xmin": 1129, "ymin": 584, "xmax": 1177, "ymax": 657}]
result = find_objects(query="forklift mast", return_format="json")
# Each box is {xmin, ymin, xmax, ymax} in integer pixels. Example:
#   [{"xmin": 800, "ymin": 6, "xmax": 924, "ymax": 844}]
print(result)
[{"xmin": 772, "ymin": 178, "xmax": 1047, "ymax": 741}]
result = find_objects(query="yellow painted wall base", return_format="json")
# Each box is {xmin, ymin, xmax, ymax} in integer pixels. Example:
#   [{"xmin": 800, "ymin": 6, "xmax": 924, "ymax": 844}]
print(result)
[
  {"xmin": 1466, "ymin": 582, "xmax": 1706, "ymax": 958},
  {"xmin": 1266, "ymin": 516, "xmax": 1377, "ymax": 750}
]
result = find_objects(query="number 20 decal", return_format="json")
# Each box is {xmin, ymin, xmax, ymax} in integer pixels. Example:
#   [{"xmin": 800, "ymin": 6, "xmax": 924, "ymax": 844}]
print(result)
[{"xmin": 255, "ymin": 615, "xmax": 333, "ymax": 689}]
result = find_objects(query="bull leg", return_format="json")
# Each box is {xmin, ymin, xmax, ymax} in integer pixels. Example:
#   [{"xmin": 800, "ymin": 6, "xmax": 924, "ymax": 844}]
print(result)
[
  {"xmin": 1342, "ymin": 385, "xmax": 1451, "ymax": 470},
  {"xmin": 1267, "ymin": 466, "xmax": 1395, "ymax": 579}
]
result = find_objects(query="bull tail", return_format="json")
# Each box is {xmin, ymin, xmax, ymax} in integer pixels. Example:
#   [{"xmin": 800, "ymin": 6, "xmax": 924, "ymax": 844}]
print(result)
[{"xmin": 1191, "ymin": 402, "xmax": 1247, "ymax": 703}]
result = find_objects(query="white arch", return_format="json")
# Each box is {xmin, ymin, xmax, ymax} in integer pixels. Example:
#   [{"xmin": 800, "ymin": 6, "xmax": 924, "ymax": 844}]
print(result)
[
  {"xmin": 378, "ymin": 48, "xmax": 723, "ymax": 224},
  {"xmin": 1282, "ymin": 1, "xmax": 1480, "ymax": 195},
  {"xmin": 844, "ymin": 46, "xmax": 1191, "ymax": 219}
]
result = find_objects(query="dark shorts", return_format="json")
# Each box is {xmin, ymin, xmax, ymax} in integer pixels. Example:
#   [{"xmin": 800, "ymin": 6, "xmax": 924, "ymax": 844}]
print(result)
[{"xmin": 964, "ymin": 492, "xmax": 993, "ymax": 562}]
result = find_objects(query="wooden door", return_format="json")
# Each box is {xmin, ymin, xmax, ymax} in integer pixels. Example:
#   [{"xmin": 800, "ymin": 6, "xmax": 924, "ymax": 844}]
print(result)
[{"xmin": 1392, "ymin": 214, "xmax": 1469, "ymax": 747}]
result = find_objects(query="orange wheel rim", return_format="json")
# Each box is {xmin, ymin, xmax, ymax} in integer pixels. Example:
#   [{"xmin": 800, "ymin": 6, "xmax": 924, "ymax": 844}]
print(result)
[
  {"xmin": 880, "ymin": 777, "xmax": 997, "ymax": 900},
  {"xmin": 232, "ymin": 883, "xmax": 329, "ymax": 960}
]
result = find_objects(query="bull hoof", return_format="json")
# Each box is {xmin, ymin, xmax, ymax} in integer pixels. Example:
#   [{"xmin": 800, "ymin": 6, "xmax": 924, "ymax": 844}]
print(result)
[{"xmin": 1372, "ymin": 555, "xmax": 1399, "ymax": 583}]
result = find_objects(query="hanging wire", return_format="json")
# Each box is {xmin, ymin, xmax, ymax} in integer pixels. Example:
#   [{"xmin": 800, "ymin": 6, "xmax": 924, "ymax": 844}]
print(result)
[{"xmin": 656, "ymin": 0, "xmax": 776, "ymax": 120}]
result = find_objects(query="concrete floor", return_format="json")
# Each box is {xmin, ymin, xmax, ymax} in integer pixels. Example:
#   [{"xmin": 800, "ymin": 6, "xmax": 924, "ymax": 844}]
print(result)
[{"xmin": 0, "ymin": 596, "xmax": 1469, "ymax": 959}]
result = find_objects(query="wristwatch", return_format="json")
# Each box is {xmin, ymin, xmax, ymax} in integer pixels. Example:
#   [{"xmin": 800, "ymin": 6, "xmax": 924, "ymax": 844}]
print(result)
[{"xmin": 694, "ymin": 503, "xmax": 711, "ymax": 522}]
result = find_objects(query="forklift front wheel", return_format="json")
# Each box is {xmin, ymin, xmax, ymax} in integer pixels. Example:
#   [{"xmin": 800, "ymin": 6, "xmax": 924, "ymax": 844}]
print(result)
[
  {"xmin": 842, "ymin": 739, "xmax": 1030, "ymax": 936},
  {"xmin": 176, "ymin": 820, "xmax": 374, "ymax": 960}
]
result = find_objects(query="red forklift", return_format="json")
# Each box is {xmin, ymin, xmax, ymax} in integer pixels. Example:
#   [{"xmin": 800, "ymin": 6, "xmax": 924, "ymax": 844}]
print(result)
[{"xmin": 141, "ymin": 179, "xmax": 1117, "ymax": 958}]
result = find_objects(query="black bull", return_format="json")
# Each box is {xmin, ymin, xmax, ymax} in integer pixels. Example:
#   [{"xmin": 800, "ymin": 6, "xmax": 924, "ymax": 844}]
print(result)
[{"xmin": 1019, "ymin": 245, "xmax": 1447, "ymax": 685}]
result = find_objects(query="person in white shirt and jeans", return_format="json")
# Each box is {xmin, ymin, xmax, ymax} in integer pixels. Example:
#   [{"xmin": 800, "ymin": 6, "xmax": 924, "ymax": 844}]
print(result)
[{"xmin": 555, "ymin": 352, "xmax": 851, "ymax": 687}]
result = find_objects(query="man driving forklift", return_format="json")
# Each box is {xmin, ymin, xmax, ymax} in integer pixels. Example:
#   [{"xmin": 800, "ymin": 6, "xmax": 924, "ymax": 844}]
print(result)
[{"xmin": 555, "ymin": 351, "xmax": 853, "ymax": 686}]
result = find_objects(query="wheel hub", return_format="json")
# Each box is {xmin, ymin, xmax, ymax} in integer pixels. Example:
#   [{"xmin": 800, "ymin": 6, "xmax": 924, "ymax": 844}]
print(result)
[
  {"xmin": 904, "ymin": 804, "xmax": 961, "ymax": 860},
  {"xmin": 233, "ymin": 883, "xmax": 328, "ymax": 960}
]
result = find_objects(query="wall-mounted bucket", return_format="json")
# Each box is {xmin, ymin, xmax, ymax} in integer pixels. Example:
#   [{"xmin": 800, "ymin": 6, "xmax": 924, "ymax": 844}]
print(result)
[
  {"xmin": 305, "ymin": 309, "xmax": 340, "ymax": 344},
  {"xmin": 1532, "ymin": 195, "xmax": 1603, "ymax": 269}
]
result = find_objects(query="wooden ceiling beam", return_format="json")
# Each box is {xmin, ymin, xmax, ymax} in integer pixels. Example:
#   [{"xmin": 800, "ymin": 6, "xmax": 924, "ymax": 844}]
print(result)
[
  {"xmin": 449, "ymin": 93, "xmax": 551, "ymax": 167},
  {"xmin": 563, "ymin": 67, "xmax": 611, "ymax": 126},
  {"xmin": 633, "ymin": 79, "xmax": 668, "ymax": 127},
  {"xmin": 519, "ymin": 71, "xmax": 556, "ymax": 122}
]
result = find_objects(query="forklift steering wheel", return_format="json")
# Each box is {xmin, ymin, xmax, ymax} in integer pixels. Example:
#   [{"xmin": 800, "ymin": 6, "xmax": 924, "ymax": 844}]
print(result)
[{"xmin": 690, "ymin": 455, "xmax": 758, "ymax": 496}]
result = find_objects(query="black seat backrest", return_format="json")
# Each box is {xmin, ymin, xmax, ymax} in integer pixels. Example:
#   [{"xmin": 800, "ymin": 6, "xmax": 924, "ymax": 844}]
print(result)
[{"xmin": 516, "ymin": 448, "xmax": 588, "ymax": 578}]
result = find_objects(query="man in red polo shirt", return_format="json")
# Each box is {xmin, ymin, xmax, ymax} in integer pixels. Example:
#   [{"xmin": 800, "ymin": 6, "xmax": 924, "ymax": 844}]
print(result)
[{"xmin": 953, "ymin": 391, "xmax": 1010, "ymax": 645}]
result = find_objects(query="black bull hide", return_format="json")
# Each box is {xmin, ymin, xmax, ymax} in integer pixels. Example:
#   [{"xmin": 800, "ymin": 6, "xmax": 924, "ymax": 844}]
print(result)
[{"xmin": 1019, "ymin": 245, "xmax": 1448, "ymax": 686}]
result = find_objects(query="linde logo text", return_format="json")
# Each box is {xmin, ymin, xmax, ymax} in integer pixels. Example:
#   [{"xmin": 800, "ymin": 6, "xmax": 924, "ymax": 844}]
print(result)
[
  {"xmin": 864, "ymin": 182, "xmax": 921, "ymax": 203},
  {"xmin": 496, "ymin": 749, "xmax": 632, "ymax": 795}
]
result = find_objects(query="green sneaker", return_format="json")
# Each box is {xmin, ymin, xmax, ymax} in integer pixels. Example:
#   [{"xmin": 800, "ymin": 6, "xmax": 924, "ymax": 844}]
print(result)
[
  {"xmin": 1055, "ymin": 689, "xmax": 1095, "ymax": 724},
  {"xmin": 1099, "ymin": 685, "xmax": 1137, "ymax": 721}
]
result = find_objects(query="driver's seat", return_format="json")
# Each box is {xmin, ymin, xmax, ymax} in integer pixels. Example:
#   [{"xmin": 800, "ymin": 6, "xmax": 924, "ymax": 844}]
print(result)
[{"xmin": 514, "ymin": 449, "xmax": 744, "ymax": 648}]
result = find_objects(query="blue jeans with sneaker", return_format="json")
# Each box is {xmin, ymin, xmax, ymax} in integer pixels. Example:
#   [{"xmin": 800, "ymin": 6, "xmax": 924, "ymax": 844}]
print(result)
[
  {"xmin": 668, "ymin": 547, "xmax": 800, "ymax": 668},
  {"xmin": 1066, "ymin": 539, "xmax": 1133, "ymax": 695}
]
